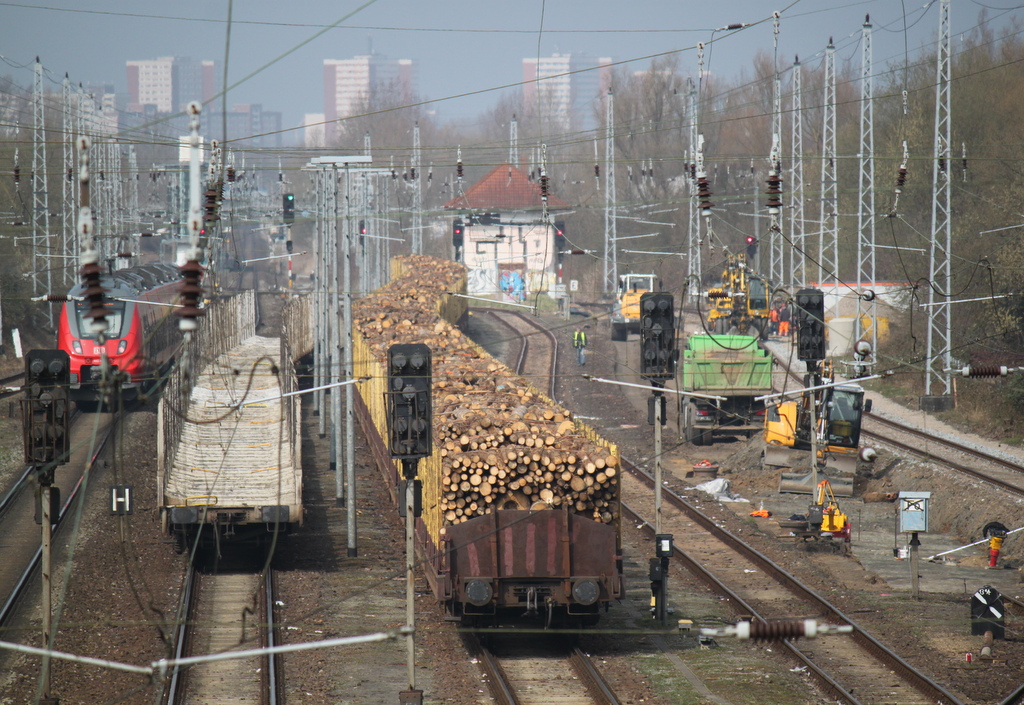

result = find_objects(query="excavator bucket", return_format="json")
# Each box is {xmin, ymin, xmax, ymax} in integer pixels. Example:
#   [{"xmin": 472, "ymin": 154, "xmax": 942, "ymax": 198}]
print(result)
[{"xmin": 778, "ymin": 469, "xmax": 854, "ymax": 497}]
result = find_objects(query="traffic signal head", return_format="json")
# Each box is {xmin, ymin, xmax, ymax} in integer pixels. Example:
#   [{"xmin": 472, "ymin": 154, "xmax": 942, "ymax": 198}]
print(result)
[
  {"xmin": 745, "ymin": 235, "xmax": 758, "ymax": 260},
  {"xmin": 452, "ymin": 219, "xmax": 464, "ymax": 248},
  {"xmin": 283, "ymin": 193, "xmax": 295, "ymax": 224},
  {"xmin": 22, "ymin": 350, "xmax": 71, "ymax": 470},
  {"xmin": 794, "ymin": 288, "xmax": 826, "ymax": 362},
  {"xmin": 640, "ymin": 292, "xmax": 677, "ymax": 379},
  {"xmin": 554, "ymin": 221, "xmax": 566, "ymax": 262},
  {"xmin": 387, "ymin": 343, "xmax": 432, "ymax": 463}
]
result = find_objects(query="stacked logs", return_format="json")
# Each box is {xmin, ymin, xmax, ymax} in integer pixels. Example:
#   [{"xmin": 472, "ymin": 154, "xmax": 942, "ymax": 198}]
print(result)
[{"xmin": 354, "ymin": 255, "xmax": 619, "ymax": 525}]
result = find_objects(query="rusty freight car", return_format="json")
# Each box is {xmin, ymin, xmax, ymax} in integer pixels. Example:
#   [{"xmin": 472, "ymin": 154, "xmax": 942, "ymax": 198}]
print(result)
[{"xmin": 353, "ymin": 255, "xmax": 623, "ymax": 625}]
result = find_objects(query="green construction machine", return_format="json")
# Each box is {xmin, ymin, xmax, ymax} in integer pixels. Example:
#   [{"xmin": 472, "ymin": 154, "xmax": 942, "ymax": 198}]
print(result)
[{"xmin": 680, "ymin": 334, "xmax": 774, "ymax": 446}]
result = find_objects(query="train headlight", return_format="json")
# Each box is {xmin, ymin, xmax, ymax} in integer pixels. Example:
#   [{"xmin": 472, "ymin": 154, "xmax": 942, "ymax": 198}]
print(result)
[
  {"xmin": 465, "ymin": 579, "xmax": 493, "ymax": 607},
  {"xmin": 72, "ymin": 340, "xmax": 82, "ymax": 354},
  {"xmin": 572, "ymin": 579, "xmax": 600, "ymax": 606},
  {"xmin": 117, "ymin": 340, "xmax": 128, "ymax": 354}
]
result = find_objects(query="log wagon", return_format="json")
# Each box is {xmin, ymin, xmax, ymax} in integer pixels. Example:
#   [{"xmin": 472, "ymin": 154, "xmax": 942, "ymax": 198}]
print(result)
[{"xmin": 353, "ymin": 255, "xmax": 623, "ymax": 625}]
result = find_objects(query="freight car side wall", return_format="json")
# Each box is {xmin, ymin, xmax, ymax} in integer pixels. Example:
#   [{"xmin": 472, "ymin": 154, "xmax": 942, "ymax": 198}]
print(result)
[{"xmin": 354, "ymin": 255, "xmax": 621, "ymax": 555}]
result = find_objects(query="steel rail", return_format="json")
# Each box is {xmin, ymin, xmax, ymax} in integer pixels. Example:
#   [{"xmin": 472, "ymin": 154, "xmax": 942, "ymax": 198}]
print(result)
[
  {"xmin": 469, "ymin": 635, "xmax": 520, "ymax": 705},
  {"xmin": 624, "ymin": 457, "xmax": 964, "ymax": 705},
  {"xmin": 569, "ymin": 645, "xmax": 622, "ymax": 705},
  {"xmin": 480, "ymin": 308, "xmax": 559, "ymax": 401},
  {"xmin": 774, "ymin": 353, "xmax": 1024, "ymax": 497},
  {"xmin": 163, "ymin": 561, "xmax": 198, "ymax": 704},
  {"xmin": 0, "ymin": 416, "xmax": 116, "ymax": 629},
  {"xmin": 622, "ymin": 500, "xmax": 856, "ymax": 703}
]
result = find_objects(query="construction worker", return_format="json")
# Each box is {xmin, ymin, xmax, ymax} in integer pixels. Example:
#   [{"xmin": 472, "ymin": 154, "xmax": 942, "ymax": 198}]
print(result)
[
  {"xmin": 778, "ymin": 303, "xmax": 791, "ymax": 337},
  {"xmin": 573, "ymin": 326, "xmax": 587, "ymax": 366}
]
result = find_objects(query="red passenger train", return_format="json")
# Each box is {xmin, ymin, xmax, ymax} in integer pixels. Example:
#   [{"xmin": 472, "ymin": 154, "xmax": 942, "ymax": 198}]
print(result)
[{"xmin": 57, "ymin": 263, "xmax": 183, "ymax": 410}]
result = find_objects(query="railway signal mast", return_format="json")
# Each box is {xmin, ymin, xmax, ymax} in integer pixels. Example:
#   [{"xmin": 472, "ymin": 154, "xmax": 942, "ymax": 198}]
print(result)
[
  {"xmin": 639, "ymin": 292, "xmax": 677, "ymax": 625},
  {"xmin": 22, "ymin": 349, "xmax": 70, "ymax": 705},
  {"xmin": 387, "ymin": 343, "xmax": 432, "ymax": 705}
]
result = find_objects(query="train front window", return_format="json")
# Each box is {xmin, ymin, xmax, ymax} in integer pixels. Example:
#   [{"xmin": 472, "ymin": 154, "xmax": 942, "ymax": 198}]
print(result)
[
  {"xmin": 73, "ymin": 300, "xmax": 127, "ymax": 340},
  {"xmin": 826, "ymin": 389, "xmax": 863, "ymax": 447}
]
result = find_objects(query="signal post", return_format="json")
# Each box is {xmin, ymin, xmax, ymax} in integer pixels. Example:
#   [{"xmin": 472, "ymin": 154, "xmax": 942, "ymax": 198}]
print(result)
[
  {"xmin": 386, "ymin": 344, "xmax": 432, "ymax": 705},
  {"xmin": 22, "ymin": 350, "xmax": 71, "ymax": 705},
  {"xmin": 639, "ymin": 293, "xmax": 677, "ymax": 626}
]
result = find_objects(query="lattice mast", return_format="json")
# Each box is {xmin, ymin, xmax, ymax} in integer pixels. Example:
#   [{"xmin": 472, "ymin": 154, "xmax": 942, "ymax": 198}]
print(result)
[
  {"xmin": 61, "ymin": 75, "xmax": 77, "ymax": 289},
  {"xmin": 765, "ymin": 137, "xmax": 783, "ymax": 289},
  {"xmin": 856, "ymin": 16, "xmax": 877, "ymax": 352},
  {"xmin": 789, "ymin": 57, "xmax": 805, "ymax": 288},
  {"xmin": 411, "ymin": 122, "xmax": 422, "ymax": 254},
  {"xmin": 925, "ymin": 0, "xmax": 953, "ymax": 398},
  {"xmin": 818, "ymin": 40, "xmax": 838, "ymax": 311},
  {"xmin": 32, "ymin": 59, "xmax": 51, "ymax": 321},
  {"xmin": 686, "ymin": 79, "xmax": 700, "ymax": 300},
  {"xmin": 768, "ymin": 12, "xmax": 784, "ymax": 284},
  {"xmin": 603, "ymin": 89, "xmax": 617, "ymax": 293}
]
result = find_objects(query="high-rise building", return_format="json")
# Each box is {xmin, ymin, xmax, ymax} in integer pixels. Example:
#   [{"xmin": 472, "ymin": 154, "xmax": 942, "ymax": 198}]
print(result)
[
  {"xmin": 522, "ymin": 53, "xmax": 612, "ymax": 132},
  {"xmin": 126, "ymin": 57, "xmax": 217, "ymax": 114},
  {"xmin": 323, "ymin": 54, "xmax": 417, "ymax": 144}
]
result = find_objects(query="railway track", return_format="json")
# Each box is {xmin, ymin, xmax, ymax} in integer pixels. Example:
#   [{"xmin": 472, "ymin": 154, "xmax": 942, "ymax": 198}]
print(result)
[
  {"xmin": 164, "ymin": 558, "xmax": 278, "ymax": 705},
  {"xmin": 622, "ymin": 458, "xmax": 964, "ymax": 705},
  {"xmin": 469, "ymin": 633, "xmax": 621, "ymax": 705},
  {"xmin": 487, "ymin": 310, "xmax": 965, "ymax": 704},
  {"xmin": 0, "ymin": 409, "xmax": 116, "ymax": 635},
  {"xmin": 771, "ymin": 346, "xmax": 1024, "ymax": 495},
  {"xmin": 480, "ymin": 308, "xmax": 559, "ymax": 401},
  {"xmin": 460, "ymin": 308, "xmax": 624, "ymax": 702}
]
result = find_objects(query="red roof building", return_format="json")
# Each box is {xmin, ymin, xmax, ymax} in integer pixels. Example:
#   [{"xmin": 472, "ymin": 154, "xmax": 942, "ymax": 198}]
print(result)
[{"xmin": 442, "ymin": 163, "xmax": 568, "ymax": 212}]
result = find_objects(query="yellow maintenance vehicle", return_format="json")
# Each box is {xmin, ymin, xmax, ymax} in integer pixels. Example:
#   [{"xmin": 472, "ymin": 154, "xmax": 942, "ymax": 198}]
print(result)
[
  {"xmin": 779, "ymin": 479, "xmax": 852, "ymax": 552},
  {"xmin": 610, "ymin": 273, "xmax": 657, "ymax": 341},
  {"xmin": 705, "ymin": 252, "xmax": 771, "ymax": 339},
  {"xmin": 762, "ymin": 288, "xmax": 874, "ymax": 497},
  {"xmin": 763, "ymin": 360, "xmax": 872, "ymax": 496}
]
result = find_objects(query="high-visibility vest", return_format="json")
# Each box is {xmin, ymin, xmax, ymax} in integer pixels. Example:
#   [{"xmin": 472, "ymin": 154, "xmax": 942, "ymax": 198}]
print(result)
[{"xmin": 574, "ymin": 331, "xmax": 587, "ymax": 347}]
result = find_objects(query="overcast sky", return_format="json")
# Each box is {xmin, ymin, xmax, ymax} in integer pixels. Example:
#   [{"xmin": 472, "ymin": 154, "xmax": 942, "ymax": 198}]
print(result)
[{"xmin": 3, "ymin": 0, "xmax": 1022, "ymax": 138}]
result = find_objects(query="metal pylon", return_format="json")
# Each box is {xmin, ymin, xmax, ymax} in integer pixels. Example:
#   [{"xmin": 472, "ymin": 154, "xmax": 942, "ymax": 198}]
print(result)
[
  {"xmin": 411, "ymin": 122, "xmax": 422, "ymax": 254},
  {"xmin": 32, "ymin": 60, "xmax": 51, "ymax": 322},
  {"xmin": 789, "ymin": 57, "xmax": 805, "ymax": 289},
  {"xmin": 856, "ymin": 17, "xmax": 877, "ymax": 353},
  {"xmin": 818, "ymin": 40, "xmax": 838, "ymax": 310},
  {"xmin": 686, "ymin": 80, "xmax": 700, "ymax": 300},
  {"xmin": 603, "ymin": 89, "xmax": 617, "ymax": 293},
  {"xmin": 925, "ymin": 0, "xmax": 953, "ymax": 398}
]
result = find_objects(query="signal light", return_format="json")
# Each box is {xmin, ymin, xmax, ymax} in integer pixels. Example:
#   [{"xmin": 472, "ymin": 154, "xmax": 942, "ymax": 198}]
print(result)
[
  {"xmin": 795, "ymin": 288, "xmax": 826, "ymax": 362},
  {"xmin": 640, "ymin": 292, "xmax": 677, "ymax": 380},
  {"xmin": 387, "ymin": 343, "xmax": 432, "ymax": 465},
  {"xmin": 21, "ymin": 350, "xmax": 71, "ymax": 476},
  {"xmin": 745, "ymin": 235, "xmax": 758, "ymax": 260},
  {"xmin": 283, "ymin": 193, "xmax": 295, "ymax": 224},
  {"xmin": 554, "ymin": 221, "xmax": 566, "ymax": 263},
  {"xmin": 452, "ymin": 219, "xmax": 464, "ymax": 249}
]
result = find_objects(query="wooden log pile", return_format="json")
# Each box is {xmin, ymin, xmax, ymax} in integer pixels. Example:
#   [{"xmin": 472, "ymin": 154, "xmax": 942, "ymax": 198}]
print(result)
[{"xmin": 354, "ymin": 255, "xmax": 619, "ymax": 525}]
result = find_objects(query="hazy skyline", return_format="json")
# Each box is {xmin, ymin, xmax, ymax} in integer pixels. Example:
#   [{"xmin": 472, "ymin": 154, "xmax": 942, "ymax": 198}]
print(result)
[{"xmin": 3, "ymin": 0, "xmax": 1022, "ymax": 140}]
